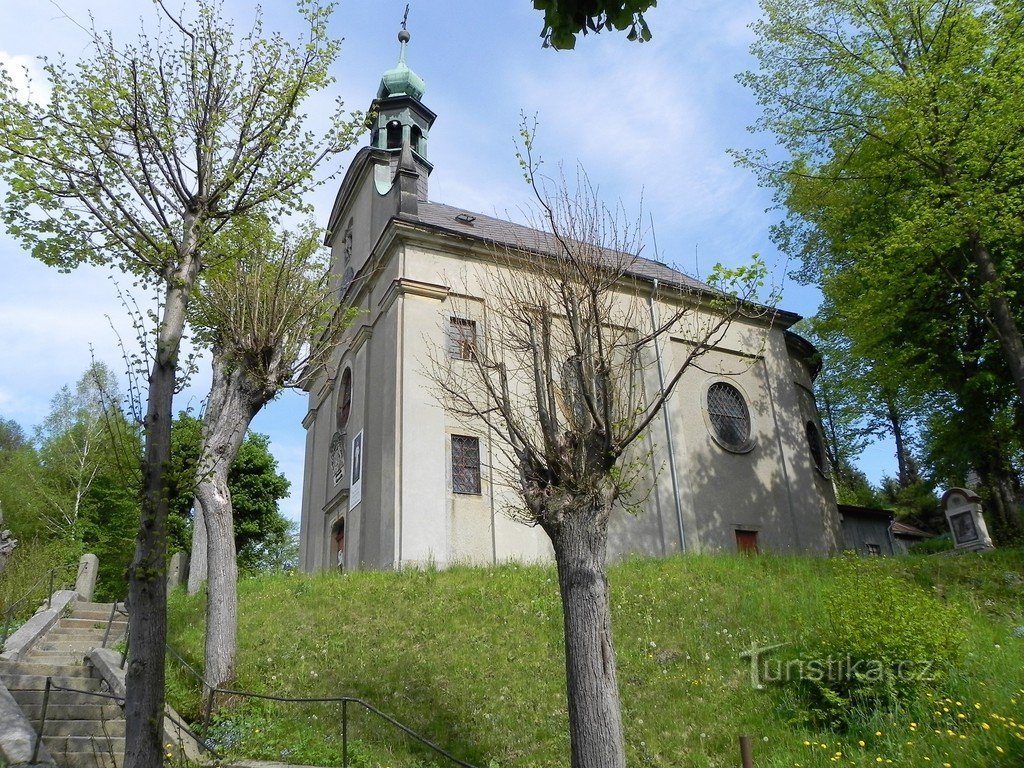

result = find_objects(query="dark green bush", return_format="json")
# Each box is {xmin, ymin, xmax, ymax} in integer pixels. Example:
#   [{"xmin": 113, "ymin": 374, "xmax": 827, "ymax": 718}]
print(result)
[
  {"xmin": 789, "ymin": 555, "xmax": 967, "ymax": 728},
  {"xmin": 909, "ymin": 533, "xmax": 954, "ymax": 555}
]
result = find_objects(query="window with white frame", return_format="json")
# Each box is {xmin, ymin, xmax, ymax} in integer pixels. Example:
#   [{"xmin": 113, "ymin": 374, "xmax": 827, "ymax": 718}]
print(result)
[{"xmin": 448, "ymin": 316, "xmax": 477, "ymax": 360}]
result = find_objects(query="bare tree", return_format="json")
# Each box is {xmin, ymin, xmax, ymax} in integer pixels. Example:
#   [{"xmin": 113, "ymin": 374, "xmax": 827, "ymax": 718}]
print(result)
[
  {"xmin": 186, "ymin": 215, "xmax": 348, "ymax": 688},
  {"xmin": 428, "ymin": 136, "xmax": 771, "ymax": 768},
  {"xmin": 0, "ymin": 2, "xmax": 360, "ymax": 764}
]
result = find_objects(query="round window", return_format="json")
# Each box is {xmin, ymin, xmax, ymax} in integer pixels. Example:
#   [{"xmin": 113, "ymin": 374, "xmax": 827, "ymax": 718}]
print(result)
[{"xmin": 706, "ymin": 382, "xmax": 751, "ymax": 451}]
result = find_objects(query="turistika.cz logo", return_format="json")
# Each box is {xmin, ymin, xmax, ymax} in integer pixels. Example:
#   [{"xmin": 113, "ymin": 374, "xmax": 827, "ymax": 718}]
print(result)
[{"xmin": 738, "ymin": 642, "xmax": 936, "ymax": 691}]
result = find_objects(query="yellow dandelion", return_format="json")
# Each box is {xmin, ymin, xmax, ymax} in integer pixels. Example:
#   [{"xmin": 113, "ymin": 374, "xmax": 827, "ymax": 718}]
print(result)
[
  {"xmin": 858, "ymin": 741, "xmax": 866, "ymax": 748},
  {"xmin": 957, "ymin": 713, "xmax": 967, "ymax": 720},
  {"xmin": 974, "ymin": 703, "xmax": 982, "ymax": 709},
  {"xmin": 997, "ymin": 746, "xmax": 1005, "ymax": 753},
  {"xmin": 875, "ymin": 731, "xmax": 882, "ymax": 737},
  {"xmin": 875, "ymin": 758, "xmax": 883, "ymax": 764},
  {"xmin": 982, "ymin": 722, "xmax": 991, "ymax": 730},
  {"xmin": 803, "ymin": 741, "xmax": 811, "ymax": 746}
]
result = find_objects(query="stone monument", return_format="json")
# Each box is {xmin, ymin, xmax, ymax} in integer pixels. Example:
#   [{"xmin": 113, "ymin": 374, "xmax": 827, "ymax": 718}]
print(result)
[
  {"xmin": 941, "ymin": 487, "xmax": 994, "ymax": 551},
  {"xmin": 0, "ymin": 508, "xmax": 16, "ymax": 574}
]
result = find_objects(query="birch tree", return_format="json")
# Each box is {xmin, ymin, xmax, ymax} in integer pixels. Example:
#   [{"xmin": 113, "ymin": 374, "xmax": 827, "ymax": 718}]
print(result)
[
  {"xmin": 429, "ymin": 137, "xmax": 770, "ymax": 768},
  {"xmin": 0, "ymin": 2, "xmax": 360, "ymax": 764}
]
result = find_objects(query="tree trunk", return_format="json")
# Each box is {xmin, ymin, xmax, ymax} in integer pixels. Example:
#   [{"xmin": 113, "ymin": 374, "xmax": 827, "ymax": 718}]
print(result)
[
  {"xmin": 885, "ymin": 398, "xmax": 910, "ymax": 488},
  {"xmin": 969, "ymin": 235, "xmax": 1024, "ymax": 406},
  {"xmin": 125, "ymin": 226, "xmax": 200, "ymax": 768},
  {"xmin": 187, "ymin": 498, "xmax": 207, "ymax": 595},
  {"xmin": 194, "ymin": 349, "xmax": 268, "ymax": 688},
  {"xmin": 547, "ymin": 509, "xmax": 626, "ymax": 768},
  {"xmin": 195, "ymin": 459, "xmax": 238, "ymax": 688}
]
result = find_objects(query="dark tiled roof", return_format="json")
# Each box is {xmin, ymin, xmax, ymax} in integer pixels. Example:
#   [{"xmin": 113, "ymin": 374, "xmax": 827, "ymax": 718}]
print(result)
[
  {"xmin": 415, "ymin": 201, "xmax": 713, "ymax": 294},
  {"xmin": 891, "ymin": 520, "xmax": 935, "ymax": 539}
]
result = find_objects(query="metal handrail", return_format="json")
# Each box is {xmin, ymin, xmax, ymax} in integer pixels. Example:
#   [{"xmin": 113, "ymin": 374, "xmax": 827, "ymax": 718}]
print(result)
[
  {"xmin": 33, "ymin": 679, "xmax": 208, "ymax": 759},
  {"xmin": 103, "ymin": 598, "xmax": 482, "ymax": 768},
  {"xmin": 100, "ymin": 601, "xmax": 127, "ymax": 648},
  {"xmin": 164, "ymin": 643, "xmax": 482, "ymax": 768},
  {"xmin": 1, "ymin": 560, "xmax": 79, "ymax": 646}
]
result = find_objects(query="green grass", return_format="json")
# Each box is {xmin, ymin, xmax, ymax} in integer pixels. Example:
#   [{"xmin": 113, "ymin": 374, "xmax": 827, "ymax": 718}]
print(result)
[
  {"xmin": 167, "ymin": 550, "xmax": 1024, "ymax": 768},
  {"xmin": 1, "ymin": 537, "xmax": 79, "ymax": 632}
]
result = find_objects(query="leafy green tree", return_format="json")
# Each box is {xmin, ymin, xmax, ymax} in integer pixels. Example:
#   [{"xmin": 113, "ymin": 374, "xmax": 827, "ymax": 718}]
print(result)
[
  {"xmin": 534, "ymin": 0, "xmax": 656, "ymax": 48},
  {"xmin": 0, "ymin": 440, "xmax": 48, "ymax": 539},
  {"xmin": 0, "ymin": 1, "xmax": 361, "ymax": 761},
  {"xmin": 742, "ymin": 0, "xmax": 1024, "ymax": 403},
  {"xmin": 740, "ymin": 0, "xmax": 1024, "ymax": 536},
  {"xmin": 230, "ymin": 434, "xmax": 291, "ymax": 573},
  {"xmin": 167, "ymin": 414, "xmax": 291, "ymax": 572},
  {"xmin": 0, "ymin": 417, "xmax": 27, "ymax": 455}
]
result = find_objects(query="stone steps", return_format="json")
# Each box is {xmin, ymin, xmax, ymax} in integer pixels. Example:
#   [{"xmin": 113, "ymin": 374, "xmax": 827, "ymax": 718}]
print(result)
[
  {"xmin": 42, "ymin": 735, "xmax": 126, "ymax": 754},
  {"xmin": 12, "ymin": 688, "xmax": 115, "ymax": 707},
  {"xmin": 0, "ymin": 599, "xmax": 133, "ymax": 768},
  {"xmin": 1, "ymin": 661, "xmax": 94, "ymax": 677},
  {"xmin": 36, "ymin": 719, "xmax": 127, "ymax": 738},
  {"xmin": 19, "ymin": 702, "xmax": 124, "ymax": 721},
  {"xmin": 1, "ymin": 673, "xmax": 106, "ymax": 692},
  {"xmin": 47, "ymin": 749, "xmax": 124, "ymax": 768}
]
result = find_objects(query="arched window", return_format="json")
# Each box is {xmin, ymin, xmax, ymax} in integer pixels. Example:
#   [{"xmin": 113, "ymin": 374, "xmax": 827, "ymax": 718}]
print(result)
[
  {"xmin": 806, "ymin": 421, "xmax": 825, "ymax": 473},
  {"xmin": 386, "ymin": 120, "xmax": 402, "ymax": 149},
  {"xmin": 706, "ymin": 382, "xmax": 751, "ymax": 451},
  {"xmin": 337, "ymin": 368, "xmax": 352, "ymax": 430},
  {"xmin": 410, "ymin": 125, "xmax": 422, "ymax": 154}
]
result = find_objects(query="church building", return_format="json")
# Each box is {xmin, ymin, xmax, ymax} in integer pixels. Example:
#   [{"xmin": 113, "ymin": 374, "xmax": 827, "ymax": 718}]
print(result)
[{"xmin": 297, "ymin": 30, "xmax": 842, "ymax": 572}]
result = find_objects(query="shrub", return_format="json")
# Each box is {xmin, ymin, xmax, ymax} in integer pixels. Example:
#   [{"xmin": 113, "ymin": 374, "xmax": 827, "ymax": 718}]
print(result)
[
  {"xmin": 909, "ymin": 533, "xmax": 954, "ymax": 555},
  {"xmin": 789, "ymin": 555, "xmax": 967, "ymax": 728}
]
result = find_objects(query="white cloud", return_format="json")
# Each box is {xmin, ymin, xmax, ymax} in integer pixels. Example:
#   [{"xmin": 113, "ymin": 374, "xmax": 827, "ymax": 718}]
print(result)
[{"xmin": 0, "ymin": 50, "xmax": 49, "ymax": 105}]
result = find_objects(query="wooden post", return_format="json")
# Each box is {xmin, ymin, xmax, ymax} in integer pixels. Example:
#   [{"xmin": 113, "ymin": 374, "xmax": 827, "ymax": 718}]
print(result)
[{"xmin": 739, "ymin": 734, "xmax": 754, "ymax": 768}]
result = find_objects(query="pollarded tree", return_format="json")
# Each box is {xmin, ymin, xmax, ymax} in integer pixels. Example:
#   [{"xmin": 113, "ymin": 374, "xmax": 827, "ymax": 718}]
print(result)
[
  {"xmin": 186, "ymin": 215, "xmax": 344, "ymax": 687},
  {"xmin": 0, "ymin": 2, "xmax": 361, "ymax": 764},
  {"xmin": 429, "ymin": 135, "xmax": 770, "ymax": 768}
]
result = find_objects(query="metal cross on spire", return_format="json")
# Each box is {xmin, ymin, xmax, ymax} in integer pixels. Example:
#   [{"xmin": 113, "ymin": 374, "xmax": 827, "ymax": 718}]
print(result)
[{"xmin": 401, "ymin": 4, "xmax": 410, "ymax": 31}]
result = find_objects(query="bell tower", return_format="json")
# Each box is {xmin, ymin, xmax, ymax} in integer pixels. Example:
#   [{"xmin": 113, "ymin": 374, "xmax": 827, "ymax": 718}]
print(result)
[{"xmin": 369, "ymin": 22, "xmax": 436, "ymax": 188}]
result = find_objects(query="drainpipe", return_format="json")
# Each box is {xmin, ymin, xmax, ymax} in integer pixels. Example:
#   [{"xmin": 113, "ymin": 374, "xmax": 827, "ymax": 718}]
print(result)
[{"xmin": 648, "ymin": 279, "xmax": 687, "ymax": 553}]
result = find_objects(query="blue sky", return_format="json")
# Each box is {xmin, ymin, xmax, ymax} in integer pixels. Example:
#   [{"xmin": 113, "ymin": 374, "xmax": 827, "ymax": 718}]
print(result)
[{"xmin": 0, "ymin": 0, "xmax": 895, "ymax": 522}]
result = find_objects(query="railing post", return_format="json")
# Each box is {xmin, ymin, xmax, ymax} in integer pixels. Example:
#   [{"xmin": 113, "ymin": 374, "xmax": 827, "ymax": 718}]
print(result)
[
  {"xmin": 101, "ymin": 601, "xmax": 119, "ymax": 648},
  {"xmin": 204, "ymin": 686, "xmax": 216, "ymax": 728},
  {"xmin": 32, "ymin": 677, "xmax": 52, "ymax": 764},
  {"xmin": 342, "ymin": 699, "xmax": 348, "ymax": 768},
  {"xmin": 739, "ymin": 734, "xmax": 754, "ymax": 768}
]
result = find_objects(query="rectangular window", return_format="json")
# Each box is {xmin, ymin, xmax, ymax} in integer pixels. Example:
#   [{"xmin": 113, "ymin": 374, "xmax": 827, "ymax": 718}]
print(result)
[
  {"xmin": 451, "ymin": 435, "xmax": 481, "ymax": 495},
  {"xmin": 865, "ymin": 542, "xmax": 881, "ymax": 556},
  {"xmin": 448, "ymin": 316, "xmax": 477, "ymax": 360}
]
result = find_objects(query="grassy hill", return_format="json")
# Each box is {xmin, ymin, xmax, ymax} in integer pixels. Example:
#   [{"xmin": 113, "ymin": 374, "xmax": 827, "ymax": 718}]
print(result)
[{"xmin": 166, "ymin": 551, "xmax": 1024, "ymax": 768}]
